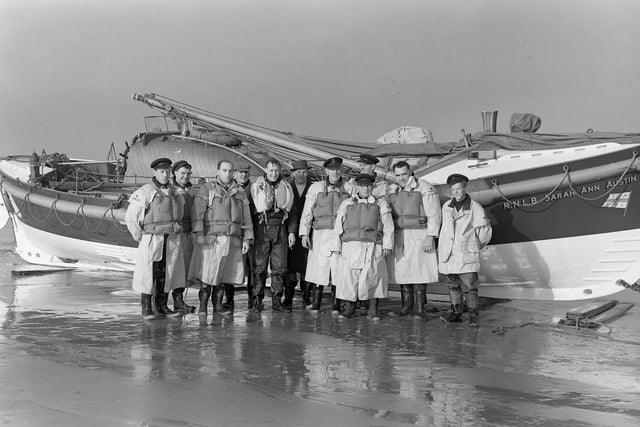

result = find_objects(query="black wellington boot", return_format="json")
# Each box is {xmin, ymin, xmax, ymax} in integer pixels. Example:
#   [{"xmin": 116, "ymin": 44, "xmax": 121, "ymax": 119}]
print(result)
[
  {"xmin": 301, "ymin": 281, "xmax": 313, "ymax": 308},
  {"xmin": 172, "ymin": 288, "xmax": 196, "ymax": 314},
  {"xmin": 283, "ymin": 286, "xmax": 295, "ymax": 312},
  {"xmin": 141, "ymin": 293, "xmax": 155, "ymax": 320},
  {"xmin": 251, "ymin": 277, "xmax": 266, "ymax": 312},
  {"xmin": 223, "ymin": 284, "xmax": 234, "ymax": 310},
  {"xmin": 415, "ymin": 285, "xmax": 428, "ymax": 321},
  {"xmin": 466, "ymin": 292, "xmax": 479, "ymax": 327},
  {"xmin": 310, "ymin": 285, "xmax": 323, "ymax": 313},
  {"xmin": 214, "ymin": 285, "xmax": 232, "ymax": 315},
  {"xmin": 441, "ymin": 304, "xmax": 463, "ymax": 323},
  {"xmin": 399, "ymin": 285, "xmax": 414, "ymax": 316},
  {"xmin": 339, "ymin": 300, "xmax": 356, "ymax": 318},
  {"xmin": 272, "ymin": 293, "xmax": 285, "ymax": 312},
  {"xmin": 156, "ymin": 291, "xmax": 178, "ymax": 317},
  {"xmin": 198, "ymin": 285, "xmax": 211, "ymax": 316},
  {"xmin": 367, "ymin": 298, "xmax": 380, "ymax": 320},
  {"xmin": 330, "ymin": 285, "xmax": 341, "ymax": 314}
]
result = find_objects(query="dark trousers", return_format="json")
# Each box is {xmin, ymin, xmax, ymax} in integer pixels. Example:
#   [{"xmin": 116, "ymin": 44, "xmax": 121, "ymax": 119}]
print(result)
[
  {"xmin": 254, "ymin": 224, "xmax": 288, "ymax": 296},
  {"xmin": 151, "ymin": 234, "xmax": 169, "ymax": 294},
  {"xmin": 447, "ymin": 272, "xmax": 479, "ymax": 309}
]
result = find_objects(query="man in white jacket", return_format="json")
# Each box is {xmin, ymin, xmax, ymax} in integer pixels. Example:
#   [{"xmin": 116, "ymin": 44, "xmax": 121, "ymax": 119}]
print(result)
[
  {"xmin": 332, "ymin": 173, "xmax": 394, "ymax": 320},
  {"xmin": 299, "ymin": 157, "xmax": 350, "ymax": 313},
  {"xmin": 386, "ymin": 161, "xmax": 441, "ymax": 319},
  {"xmin": 125, "ymin": 158, "xmax": 186, "ymax": 320},
  {"xmin": 438, "ymin": 174, "xmax": 492, "ymax": 327}
]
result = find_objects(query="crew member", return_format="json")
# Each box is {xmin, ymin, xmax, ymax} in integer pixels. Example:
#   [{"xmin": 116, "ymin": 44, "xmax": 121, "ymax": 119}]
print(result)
[
  {"xmin": 438, "ymin": 174, "xmax": 492, "ymax": 327},
  {"xmin": 299, "ymin": 157, "xmax": 350, "ymax": 313},
  {"xmin": 285, "ymin": 159, "xmax": 313, "ymax": 311},
  {"xmin": 125, "ymin": 158, "xmax": 185, "ymax": 320},
  {"xmin": 170, "ymin": 160, "xmax": 198, "ymax": 314},
  {"xmin": 345, "ymin": 153, "xmax": 388, "ymax": 199},
  {"xmin": 234, "ymin": 162, "xmax": 262, "ymax": 309},
  {"xmin": 345, "ymin": 153, "xmax": 388, "ymax": 312},
  {"xmin": 250, "ymin": 158, "xmax": 298, "ymax": 312},
  {"xmin": 386, "ymin": 161, "xmax": 441, "ymax": 319},
  {"xmin": 190, "ymin": 160, "xmax": 253, "ymax": 316},
  {"xmin": 332, "ymin": 173, "xmax": 394, "ymax": 319}
]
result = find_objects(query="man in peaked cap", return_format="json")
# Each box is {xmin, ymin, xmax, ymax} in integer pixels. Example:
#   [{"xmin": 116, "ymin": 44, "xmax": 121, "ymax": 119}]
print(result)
[
  {"xmin": 125, "ymin": 157, "xmax": 186, "ymax": 320},
  {"xmin": 331, "ymin": 173, "xmax": 394, "ymax": 320},
  {"xmin": 233, "ymin": 162, "xmax": 263, "ymax": 309},
  {"xmin": 284, "ymin": 160, "xmax": 313, "ymax": 311},
  {"xmin": 345, "ymin": 153, "xmax": 388, "ymax": 201},
  {"xmin": 169, "ymin": 160, "xmax": 198, "ymax": 314},
  {"xmin": 438, "ymin": 173, "xmax": 492, "ymax": 327},
  {"xmin": 299, "ymin": 156, "xmax": 350, "ymax": 313}
]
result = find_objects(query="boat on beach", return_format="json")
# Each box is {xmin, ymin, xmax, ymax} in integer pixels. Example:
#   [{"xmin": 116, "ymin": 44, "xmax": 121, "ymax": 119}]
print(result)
[{"xmin": 2, "ymin": 93, "xmax": 640, "ymax": 301}]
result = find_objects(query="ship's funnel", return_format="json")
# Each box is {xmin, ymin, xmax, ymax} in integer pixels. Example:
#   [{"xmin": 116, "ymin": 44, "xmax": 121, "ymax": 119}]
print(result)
[{"xmin": 481, "ymin": 110, "xmax": 498, "ymax": 133}]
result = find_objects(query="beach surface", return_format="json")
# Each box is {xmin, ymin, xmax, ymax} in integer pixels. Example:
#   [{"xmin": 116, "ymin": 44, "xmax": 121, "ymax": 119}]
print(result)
[{"xmin": 1, "ymin": 226, "xmax": 639, "ymax": 426}]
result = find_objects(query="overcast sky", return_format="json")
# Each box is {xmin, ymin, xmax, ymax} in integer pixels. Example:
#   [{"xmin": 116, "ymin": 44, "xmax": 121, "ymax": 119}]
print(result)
[{"xmin": 1, "ymin": 0, "xmax": 639, "ymax": 159}]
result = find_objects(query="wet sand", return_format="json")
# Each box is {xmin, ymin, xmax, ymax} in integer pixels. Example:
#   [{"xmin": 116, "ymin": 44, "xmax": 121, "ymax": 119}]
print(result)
[{"xmin": 1, "ymin": 227, "xmax": 640, "ymax": 426}]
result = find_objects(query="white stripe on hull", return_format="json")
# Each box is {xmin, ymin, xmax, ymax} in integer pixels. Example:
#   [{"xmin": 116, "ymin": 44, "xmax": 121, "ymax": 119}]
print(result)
[
  {"xmin": 9, "ymin": 213, "xmax": 135, "ymax": 272},
  {"xmin": 6, "ymin": 209, "xmax": 638, "ymax": 300},
  {"xmin": 479, "ymin": 230, "xmax": 640, "ymax": 300}
]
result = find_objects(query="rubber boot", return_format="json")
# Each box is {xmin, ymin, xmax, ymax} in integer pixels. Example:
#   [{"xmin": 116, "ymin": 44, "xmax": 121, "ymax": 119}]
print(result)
[
  {"xmin": 367, "ymin": 298, "xmax": 380, "ymax": 320},
  {"xmin": 466, "ymin": 292, "xmax": 479, "ymax": 327},
  {"xmin": 301, "ymin": 281, "xmax": 313, "ymax": 308},
  {"xmin": 441, "ymin": 304, "xmax": 463, "ymax": 323},
  {"xmin": 214, "ymin": 285, "xmax": 232, "ymax": 315},
  {"xmin": 330, "ymin": 285, "xmax": 341, "ymax": 314},
  {"xmin": 225, "ymin": 284, "xmax": 235, "ymax": 311},
  {"xmin": 172, "ymin": 287, "xmax": 195, "ymax": 314},
  {"xmin": 272, "ymin": 292, "xmax": 285, "ymax": 312},
  {"xmin": 415, "ymin": 285, "xmax": 428, "ymax": 321},
  {"xmin": 247, "ymin": 282, "xmax": 255, "ymax": 309},
  {"xmin": 223, "ymin": 284, "xmax": 234, "ymax": 310},
  {"xmin": 198, "ymin": 285, "xmax": 212, "ymax": 316},
  {"xmin": 141, "ymin": 293, "xmax": 155, "ymax": 320},
  {"xmin": 155, "ymin": 290, "xmax": 178, "ymax": 317},
  {"xmin": 310, "ymin": 285, "xmax": 323, "ymax": 313},
  {"xmin": 283, "ymin": 285, "xmax": 295, "ymax": 312},
  {"xmin": 251, "ymin": 274, "xmax": 266, "ymax": 312},
  {"xmin": 399, "ymin": 285, "xmax": 414, "ymax": 316},
  {"xmin": 339, "ymin": 300, "xmax": 356, "ymax": 318}
]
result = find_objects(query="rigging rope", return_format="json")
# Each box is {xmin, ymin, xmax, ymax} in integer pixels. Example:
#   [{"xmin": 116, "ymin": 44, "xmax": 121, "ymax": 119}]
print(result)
[{"xmin": 492, "ymin": 151, "xmax": 639, "ymax": 207}]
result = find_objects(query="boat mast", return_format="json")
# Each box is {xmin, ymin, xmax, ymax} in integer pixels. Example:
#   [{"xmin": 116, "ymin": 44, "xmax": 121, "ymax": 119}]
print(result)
[{"xmin": 132, "ymin": 93, "xmax": 394, "ymax": 180}]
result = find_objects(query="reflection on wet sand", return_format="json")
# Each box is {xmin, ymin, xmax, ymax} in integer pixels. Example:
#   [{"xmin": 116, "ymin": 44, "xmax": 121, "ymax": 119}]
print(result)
[{"xmin": 1, "ymin": 248, "xmax": 640, "ymax": 425}]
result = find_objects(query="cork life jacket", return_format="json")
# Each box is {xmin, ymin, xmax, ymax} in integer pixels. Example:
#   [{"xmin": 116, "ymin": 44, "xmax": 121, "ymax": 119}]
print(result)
[
  {"xmin": 312, "ymin": 181, "xmax": 350, "ymax": 230},
  {"xmin": 174, "ymin": 181, "xmax": 196, "ymax": 232},
  {"xmin": 142, "ymin": 186, "xmax": 183, "ymax": 235},
  {"xmin": 388, "ymin": 191, "xmax": 428, "ymax": 229},
  {"xmin": 204, "ymin": 186, "xmax": 245, "ymax": 238},
  {"xmin": 251, "ymin": 177, "xmax": 294, "ymax": 225},
  {"xmin": 342, "ymin": 202, "xmax": 383, "ymax": 243}
]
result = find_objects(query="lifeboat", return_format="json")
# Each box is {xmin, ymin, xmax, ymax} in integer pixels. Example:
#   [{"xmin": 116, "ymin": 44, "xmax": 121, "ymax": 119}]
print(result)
[{"xmin": 1, "ymin": 93, "xmax": 639, "ymax": 301}]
